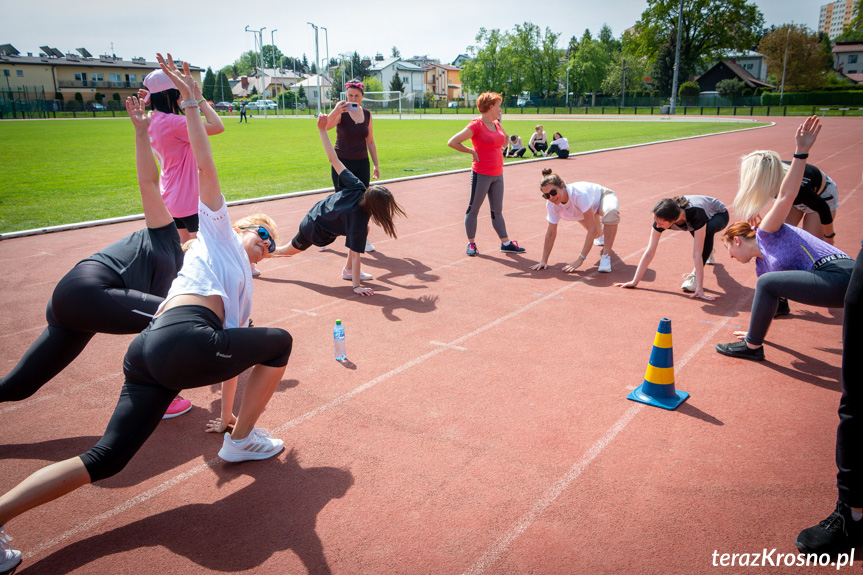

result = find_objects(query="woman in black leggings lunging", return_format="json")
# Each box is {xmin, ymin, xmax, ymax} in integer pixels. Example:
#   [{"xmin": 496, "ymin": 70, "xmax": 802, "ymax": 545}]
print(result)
[
  {"xmin": 0, "ymin": 56, "xmax": 293, "ymax": 572},
  {"xmin": 0, "ymin": 95, "xmax": 189, "ymax": 416}
]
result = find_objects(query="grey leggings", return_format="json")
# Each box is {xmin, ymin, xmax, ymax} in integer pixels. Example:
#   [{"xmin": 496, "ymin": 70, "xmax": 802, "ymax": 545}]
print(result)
[
  {"xmin": 465, "ymin": 171, "xmax": 508, "ymax": 240},
  {"xmin": 745, "ymin": 258, "xmax": 855, "ymax": 347}
]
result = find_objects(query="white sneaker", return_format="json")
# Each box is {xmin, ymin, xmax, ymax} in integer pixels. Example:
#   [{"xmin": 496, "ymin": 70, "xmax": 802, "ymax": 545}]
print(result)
[
  {"xmin": 706, "ymin": 250, "xmax": 715, "ymax": 265},
  {"xmin": 0, "ymin": 526, "xmax": 22, "ymax": 574},
  {"xmin": 365, "ymin": 240, "xmax": 376, "ymax": 252},
  {"xmin": 593, "ymin": 235, "xmax": 605, "ymax": 246},
  {"xmin": 250, "ymin": 263, "xmax": 261, "ymax": 277},
  {"xmin": 598, "ymin": 254, "xmax": 612, "ymax": 272},
  {"xmin": 218, "ymin": 428, "xmax": 284, "ymax": 462},
  {"xmin": 342, "ymin": 269, "xmax": 373, "ymax": 281},
  {"xmin": 681, "ymin": 272, "xmax": 696, "ymax": 292}
]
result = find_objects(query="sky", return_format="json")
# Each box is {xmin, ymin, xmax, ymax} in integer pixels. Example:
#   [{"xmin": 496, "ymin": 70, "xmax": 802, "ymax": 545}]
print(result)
[{"xmin": 2, "ymin": 0, "xmax": 820, "ymax": 72}]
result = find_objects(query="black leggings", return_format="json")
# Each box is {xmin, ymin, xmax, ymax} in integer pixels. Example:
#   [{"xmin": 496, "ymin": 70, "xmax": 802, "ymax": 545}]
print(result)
[
  {"xmin": 687, "ymin": 211, "xmax": 730, "ymax": 265},
  {"xmin": 0, "ymin": 261, "xmax": 163, "ymax": 402},
  {"xmin": 80, "ymin": 305, "xmax": 293, "ymax": 482},
  {"xmin": 548, "ymin": 144, "xmax": 569, "ymax": 159},
  {"xmin": 836, "ymin": 247, "xmax": 863, "ymax": 506},
  {"xmin": 331, "ymin": 157, "xmax": 370, "ymax": 190}
]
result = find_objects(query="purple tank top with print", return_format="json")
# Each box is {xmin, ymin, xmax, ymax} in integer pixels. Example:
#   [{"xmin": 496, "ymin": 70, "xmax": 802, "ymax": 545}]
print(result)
[{"xmin": 755, "ymin": 224, "xmax": 849, "ymax": 276}]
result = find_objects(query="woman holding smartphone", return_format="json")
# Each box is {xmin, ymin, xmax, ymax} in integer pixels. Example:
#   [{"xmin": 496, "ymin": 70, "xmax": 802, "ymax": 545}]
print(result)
[{"xmin": 325, "ymin": 80, "xmax": 380, "ymax": 259}]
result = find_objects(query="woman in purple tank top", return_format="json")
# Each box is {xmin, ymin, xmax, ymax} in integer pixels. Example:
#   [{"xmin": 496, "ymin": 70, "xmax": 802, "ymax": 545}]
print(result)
[{"xmin": 715, "ymin": 116, "xmax": 855, "ymax": 361}]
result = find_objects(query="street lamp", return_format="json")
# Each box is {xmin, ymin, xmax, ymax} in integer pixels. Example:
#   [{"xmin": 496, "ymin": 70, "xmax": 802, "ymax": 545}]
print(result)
[
  {"xmin": 322, "ymin": 27, "xmax": 329, "ymax": 79},
  {"xmin": 271, "ymin": 29, "xmax": 279, "ymax": 114},
  {"xmin": 668, "ymin": 0, "xmax": 683, "ymax": 114},
  {"xmin": 308, "ymin": 22, "xmax": 321, "ymax": 115}
]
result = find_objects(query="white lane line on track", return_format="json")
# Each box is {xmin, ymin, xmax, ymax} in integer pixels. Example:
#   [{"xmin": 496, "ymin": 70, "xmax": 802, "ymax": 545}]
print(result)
[{"xmin": 461, "ymin": 291, "xmax": 755, "ymax": 575}]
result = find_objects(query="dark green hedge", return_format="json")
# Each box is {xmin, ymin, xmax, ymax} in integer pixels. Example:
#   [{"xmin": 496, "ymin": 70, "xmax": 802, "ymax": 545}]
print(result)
[{"xmin": 761, "ymin": 91, "xmax": 863, "ymax": 105}]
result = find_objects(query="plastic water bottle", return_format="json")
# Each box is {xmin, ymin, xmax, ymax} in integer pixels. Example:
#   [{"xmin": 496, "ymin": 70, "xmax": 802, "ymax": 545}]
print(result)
[{"xmin": 333, "ymin": 319, "xmax": 346, "ymax": 361}]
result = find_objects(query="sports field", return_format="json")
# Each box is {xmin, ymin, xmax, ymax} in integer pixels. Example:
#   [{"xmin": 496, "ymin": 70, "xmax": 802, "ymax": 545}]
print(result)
[{"xmin": 0, "ymin": 117, "xmax": 766, "ymax": 234}]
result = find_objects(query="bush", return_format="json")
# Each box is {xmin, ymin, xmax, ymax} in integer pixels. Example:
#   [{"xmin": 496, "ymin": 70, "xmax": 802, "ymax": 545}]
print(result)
[
  {"xmin": 761, "ymin": 90, "xmax": 863, "ymax": 105},
  {"xmin": 74, "ymin": 92, "xmax": 83, "ymax": 103},
  {"xmin": 54, "ymin": 92, "xmax": 63, "ymax": 100},
  {"xmin": 716, "ymin": 78, "xmax": 745, "ymax": 97},
  {"xmin": 678, "ymin": 81, "xmax": 700, "ymax": 105}
]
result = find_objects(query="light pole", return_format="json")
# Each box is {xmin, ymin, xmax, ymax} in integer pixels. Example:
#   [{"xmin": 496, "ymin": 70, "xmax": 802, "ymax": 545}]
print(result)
[
  {"xmin": 322, "ymin": 58, "xmax": 329, "ymax": 106},
  {"xmin": 308, "ymin": 22, "xmax": 321, "ymax": 115},
  {"xmin": 780, "ymin": 24, "xmax": 791, "ymax": 105},
  {"xmin": 271, "ymin": 29, "xmax": 279, "ymax": 114},
  {"xmin": 668, "ymin": 0, "xmax": 684, "ymax": 114},
  {"xmin": 622, "ymin": 58, "xmax": 626, "ymax": 108},
  {"xmin": 322, "ymin": 27, "xmax": 329, "ymax": 79}
]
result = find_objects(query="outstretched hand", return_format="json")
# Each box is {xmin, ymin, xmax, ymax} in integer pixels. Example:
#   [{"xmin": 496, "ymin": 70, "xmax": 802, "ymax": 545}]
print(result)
[
  {"xmin": 614, "ymin": 281, "xmax": 638, "ymax": 289},
  {"xmin": 156, "ymin": 53, "xmax": 195, "ymax": 101},
  {"xmin": 126, "ymin": 96, "xmax": 151, "ymax": 128},
  {"xmin": 795, "ymin": 115, "xmax": 821, "ymax": 154}
]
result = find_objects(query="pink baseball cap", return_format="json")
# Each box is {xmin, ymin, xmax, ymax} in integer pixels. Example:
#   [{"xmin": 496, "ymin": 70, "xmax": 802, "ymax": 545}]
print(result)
[{"xmin": 142, "ymin": 69, "xmax": 175, "ymax": 102}]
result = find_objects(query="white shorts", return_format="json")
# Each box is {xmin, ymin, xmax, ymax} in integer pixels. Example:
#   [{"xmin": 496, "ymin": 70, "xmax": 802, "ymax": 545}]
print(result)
[
  {"xmin": 598, "ymin": 188, "xmax": 621, "ymax": 225},
  {"xmin": 794, "ymin": 176, "xmax": 839, "ymax": 215}
]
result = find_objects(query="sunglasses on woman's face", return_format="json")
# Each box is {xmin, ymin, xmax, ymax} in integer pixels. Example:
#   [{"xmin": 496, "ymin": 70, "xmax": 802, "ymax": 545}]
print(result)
[
  {"xmin": 541, "ymin": 188, "xmax": 558, "ymax": 200},
  {"xmin": 240, "ymin": 225, "xmax": 276, "ymax": 253}
]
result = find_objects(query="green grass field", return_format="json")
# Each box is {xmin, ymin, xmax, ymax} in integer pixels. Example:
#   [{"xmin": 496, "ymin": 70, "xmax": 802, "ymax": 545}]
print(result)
[{"xmin": 0, "ymin": 117, "xmax": 767, "ymax": 234}]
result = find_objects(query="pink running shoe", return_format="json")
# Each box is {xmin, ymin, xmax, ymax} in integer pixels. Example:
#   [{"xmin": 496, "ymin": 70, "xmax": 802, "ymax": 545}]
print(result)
[{"xmin": 162, "ymin": 397, "xmax": 192, "ymax": 419}]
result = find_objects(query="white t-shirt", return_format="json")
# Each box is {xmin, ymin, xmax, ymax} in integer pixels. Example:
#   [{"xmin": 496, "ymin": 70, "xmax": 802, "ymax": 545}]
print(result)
[
  {"xmin": 546, "ymin": 182, "xmax": 604, "ymax": 224},
  {"xmin": 550, "ymin": 137, "xmax": 569, "ymax": 150},
  {"xmin": 158, "ymin": 196, "xmax": 253, "ymax": 329}
]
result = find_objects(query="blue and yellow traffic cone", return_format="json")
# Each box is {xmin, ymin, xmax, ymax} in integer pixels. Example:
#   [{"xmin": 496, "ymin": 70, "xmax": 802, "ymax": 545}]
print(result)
[{"xmin": 627, "ymin": 318, "xmax": 689, "ymax": 410}]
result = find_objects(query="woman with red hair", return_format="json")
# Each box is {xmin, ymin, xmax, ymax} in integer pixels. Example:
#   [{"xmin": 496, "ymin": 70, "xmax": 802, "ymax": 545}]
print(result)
[
  {"xmin": 447, "ymin": 92, "xmax": 525, "ymax": 256},
  {"xmin": 715, "ymin": 116, "xmax": 854, "ymax": 361}
]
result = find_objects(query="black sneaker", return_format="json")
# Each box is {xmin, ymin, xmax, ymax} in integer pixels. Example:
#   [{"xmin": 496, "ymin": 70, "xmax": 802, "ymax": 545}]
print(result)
[
  {"xmin": 500, "ymin": 241, "xmax": 526, "ymax": 253},
  {"xmin": 796, "ymin": 501, "xmax": 863, "ymax": 556},
  {"xmin": 715, "ymin": 340, "xmax": 765, "ymax": 361},
  {"xmin": 775, "ymin": 297, "xmax": 791, "ymax": 318}
]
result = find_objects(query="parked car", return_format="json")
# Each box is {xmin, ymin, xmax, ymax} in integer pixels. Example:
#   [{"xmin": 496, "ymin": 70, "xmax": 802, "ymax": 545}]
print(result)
[
  {"xmin": 213, "ymin": 101, "xmax": 233, "ymax": 111},
  {"xmin": 248, "ymin": 100, "xmax": 277, "ymax": 110},
  {"xmin": 447, "ymin": 101, "xmax": 459, "ymax": 108},
  {"xmin": 86, "ymin": 103, "xmax": 108, "ymax": 112},
  {"xmin": 516, "ymin": 98, "xmax": 537, "ymax": 107}
]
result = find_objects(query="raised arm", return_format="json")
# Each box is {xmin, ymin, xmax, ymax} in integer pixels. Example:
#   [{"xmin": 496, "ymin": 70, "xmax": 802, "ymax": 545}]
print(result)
[
  {"xmin": 325, "ymin": 101, "xmax": 347, "ymax": 130},
  {"xmin": 318, "ymin": 113, "xmax": 346, "ymax": 176},
  {"xmin": 157, "ymin": 53, "xmax": 223, "ymax": 212},
  {"xmin": 192, "ymin": 82, "xmax": 225, "ymax": 136},
  {"xmin": 127, "ymin": 96, "xmax": 173, "ymax": 229},
  {"xmin": 760, "ymin": 116, "xmax": 821, "ymax": 234}
]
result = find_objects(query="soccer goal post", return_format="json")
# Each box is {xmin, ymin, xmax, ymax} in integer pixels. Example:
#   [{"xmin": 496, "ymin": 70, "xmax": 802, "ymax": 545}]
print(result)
[{"xmin": 339, "ymin": 91, "xmax": 417, "ymax": 119}]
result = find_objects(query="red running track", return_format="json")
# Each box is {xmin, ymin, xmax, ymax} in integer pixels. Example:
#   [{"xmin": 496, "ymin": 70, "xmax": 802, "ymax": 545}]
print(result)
[{"xmin": 0, "ymin": 116, "xmax": 861, "ymax": 574}]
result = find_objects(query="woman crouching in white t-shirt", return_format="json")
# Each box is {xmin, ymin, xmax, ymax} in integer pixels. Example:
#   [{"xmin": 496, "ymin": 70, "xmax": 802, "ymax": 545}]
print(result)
[{"xmin": 529, "ymin": 168, "xmax": 620, "ymax": 273}]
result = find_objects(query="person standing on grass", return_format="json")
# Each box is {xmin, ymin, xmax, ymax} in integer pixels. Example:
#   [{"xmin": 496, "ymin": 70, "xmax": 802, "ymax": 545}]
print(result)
[
  {"xmin": 239, "ymin": 100, "xmax": 248, "ymax": 123},
  {"xmin": 271, "ymin": 113, "xmax": 406, "ymax": 297},
  {"xmin": 447, "ymin": 91, "xmax": 526, "ymax": 257},
  {"xmin": 0, "ymin": 96, "xmax": 190, "ymax": 418},
  {"xmin": 0, "ymin": 55, "xmax": 294, "ymax": 575},
  {"xmin": 325, "ymin": 80, "xmax": 380, "ymax": 257},
  {"xmin": 529, "ymin": 168, "xmax": 619, "ymax": 273},
  {"xmin": 614, "ymin": 195, "xmax": 728, "ymax": 300},
  {"xmin": 528, "ymin": 124, "xmax": 548, "ymax": 156},
  {"xmin": 714, "ymin": 116, "xmax": 854, "ymax": 362}
]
